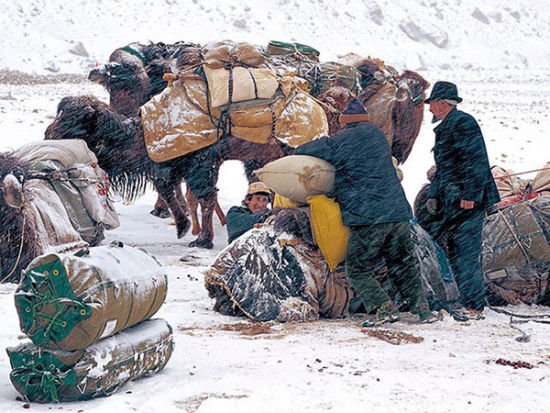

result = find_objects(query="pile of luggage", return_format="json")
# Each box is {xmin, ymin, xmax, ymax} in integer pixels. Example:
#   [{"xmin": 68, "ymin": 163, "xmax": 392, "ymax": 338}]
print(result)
[
  {"xmin": 205, "ymin": 155, "xmax": 459, "ymax": 322},
  {"xmin": 7, "ymin": 243, "xmax": 173, "ymax": 403}
]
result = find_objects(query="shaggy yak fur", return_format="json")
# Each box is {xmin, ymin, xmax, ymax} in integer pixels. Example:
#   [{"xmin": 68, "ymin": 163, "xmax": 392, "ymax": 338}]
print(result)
[
  {"xmin": 87, "ymin": 41, "xmax": 226, "ymax": 236},
  {"xmin": 0, "ymin": 153, "xmax": 86, "ymax": 281}
]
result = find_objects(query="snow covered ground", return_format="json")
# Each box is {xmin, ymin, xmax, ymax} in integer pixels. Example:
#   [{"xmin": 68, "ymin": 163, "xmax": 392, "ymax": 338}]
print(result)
[{"xmin": 1, "ymin": 0, "xmax": 550, "ymax": 411}]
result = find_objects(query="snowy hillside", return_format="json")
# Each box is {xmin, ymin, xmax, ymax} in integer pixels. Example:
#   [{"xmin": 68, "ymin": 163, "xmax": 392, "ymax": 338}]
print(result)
[{"xmin": 1, "ymin": 0, "xmax": 549, "ymax": 74}]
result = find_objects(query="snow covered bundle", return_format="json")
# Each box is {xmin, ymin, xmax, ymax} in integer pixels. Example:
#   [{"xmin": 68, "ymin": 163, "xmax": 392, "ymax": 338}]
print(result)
[
  {"xmin": 13, "ymin": 139, "xmax": 119, "ymax": 244},
  {"xmin": 14, "ymin": 243, "xmax": 168, "ymax": 350},
  {"xmin": 7, "ymin": 319, "xmax": 174, "ymax": 403}
]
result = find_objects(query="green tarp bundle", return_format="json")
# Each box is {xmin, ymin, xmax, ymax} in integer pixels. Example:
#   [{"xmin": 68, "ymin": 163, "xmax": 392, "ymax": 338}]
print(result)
[
  {"xmin": 15, "ymin": 243, "xmax": 167, "ymax": 350},
  {"xmin": 7, "ymin": 318, "xmax": 174, "ymax": 403},
  {"xmin": 266, "ymin": 40, "xmax": 320, "ymax": 61}
]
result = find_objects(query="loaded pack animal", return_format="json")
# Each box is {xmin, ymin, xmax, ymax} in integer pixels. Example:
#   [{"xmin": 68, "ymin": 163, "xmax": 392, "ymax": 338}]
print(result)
[
  {"xmin": 0, "ymin": 151, "xmax": 90, "ymax": 281},
  {"xmin": 47, "ymin": 44, "xmax": 429, "ymax": 249},
  {"xmin": 87, "ymin": 41, "xmax": 226, "ymax": 235}
]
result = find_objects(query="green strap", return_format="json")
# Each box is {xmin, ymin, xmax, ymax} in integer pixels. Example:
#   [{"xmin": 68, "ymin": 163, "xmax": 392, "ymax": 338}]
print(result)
[{"xmin": 121, "ymin": 45, "xmax": 147, "ymax": 66}]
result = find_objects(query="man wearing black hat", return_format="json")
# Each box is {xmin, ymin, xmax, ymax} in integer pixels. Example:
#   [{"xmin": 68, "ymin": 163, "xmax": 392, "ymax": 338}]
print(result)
[
  {"xmin": 424, "ymin": 81, "xmax": 500, "ymax": 318},
  {"xmin": 295, "ymin": 97, "xmax": 436, "ymax": 326}
]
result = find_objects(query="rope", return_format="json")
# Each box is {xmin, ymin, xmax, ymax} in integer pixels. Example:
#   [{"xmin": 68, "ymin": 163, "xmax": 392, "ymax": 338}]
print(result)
[
  {"xmin": 505, "ymin": 167, "xmax": 550, "ymax": 178},
  {"xmin": 497, "ymin": 209, "xmax": 530, "ymax": 266},
  {"xmin": 1, "ymin": 214, "xmax": 25, "ymax": 283}
]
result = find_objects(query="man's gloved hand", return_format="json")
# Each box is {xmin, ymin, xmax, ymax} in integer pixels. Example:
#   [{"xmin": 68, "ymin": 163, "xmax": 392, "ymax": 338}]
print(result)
[{"xmin": 426, "ymin": 198, "xmax": 438, "ymax": 214}]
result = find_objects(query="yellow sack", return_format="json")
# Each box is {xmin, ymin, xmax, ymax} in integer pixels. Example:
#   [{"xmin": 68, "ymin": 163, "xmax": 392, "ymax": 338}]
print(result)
[
  {"xmin": 273, "ymin": 193, "xmax": 303, "ymax": 208},
  {"xmin": 307, "ymin": 195, "xmax": 349, "ymax": 271}
]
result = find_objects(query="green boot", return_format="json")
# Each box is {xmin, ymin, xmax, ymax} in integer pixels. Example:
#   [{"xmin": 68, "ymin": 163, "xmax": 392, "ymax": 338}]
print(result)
[{"xmin": 362, "ymin": 301, "xmax": 399, "ymax": 328}]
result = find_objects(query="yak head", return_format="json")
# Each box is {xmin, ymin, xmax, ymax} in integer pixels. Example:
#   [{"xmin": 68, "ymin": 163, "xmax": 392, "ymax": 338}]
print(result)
[
  {"xmin": 45, "ymin": 96, "xmax": 133, "ymax": 176},
  {"xmin": 88, "ymin": 55, "xmax": 150, "ymax": 117}
]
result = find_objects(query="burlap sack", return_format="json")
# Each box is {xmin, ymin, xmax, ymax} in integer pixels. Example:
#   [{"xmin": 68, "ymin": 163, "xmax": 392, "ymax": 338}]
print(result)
[
  {"xmin": 7, "ymin": 318, "xmax": 173, "ymax": 403},
  {"xmin": 203, "ymin": 65, "xmax": 279, "ymax": 108},
  {"xmin": 202, "ymin": 41, "xmax": 265, "ymax": 68},
  {"xmin": 15, "ymin": 244, "xmax": 167, "ymax": 350},
  {"xmin": 254, "ymin": 155, "xmax": 335, "ymax": 203},
  {"xmin": 266, "ymin": 40, "xmax": 320, "ymax": 62}
]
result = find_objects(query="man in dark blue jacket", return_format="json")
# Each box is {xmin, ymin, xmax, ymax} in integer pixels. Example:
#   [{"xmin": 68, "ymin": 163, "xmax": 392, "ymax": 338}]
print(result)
[
  {"xmin": 425, "ymin": 81, "xmax": 500, "ymax": 316},
  {"xmin": 226, "ymin": 182, "xmax": 271, "ymax": 244},
  {"xmin": 295, "ymin": 97, "xmax": 435, "ymax": 326}
]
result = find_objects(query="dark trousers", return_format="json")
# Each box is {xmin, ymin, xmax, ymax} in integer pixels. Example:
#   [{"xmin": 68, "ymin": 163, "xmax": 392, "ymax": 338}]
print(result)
[
  {"xmin": 345, "ymin": 221, "xmax": 428, "ymax": 314},
  {"xmin": 443, "ymin": 209, "xmax": 486, "ymax": 311}
]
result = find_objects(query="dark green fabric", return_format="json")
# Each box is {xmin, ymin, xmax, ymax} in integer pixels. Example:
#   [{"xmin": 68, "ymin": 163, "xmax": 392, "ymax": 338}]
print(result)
[
  {"xmin": 345, "ymin": 221, "xmax": 428, "ymax": 314},
  {"xmin": 428, "ymin": 108, "xmax": 500, "ymax": 213},
  {"xmin": 444, "ymin": 209, "xmax": 486, "ymax": 311},
  {"xmin": 8, "ymin": 348, "xmax": 77, "ymax": 403},
  {"xmin": 16, "ymin": 261, "xmax": 91, "ymax": 347},
  {"xmin": 226, "ymin": 203, "xmax": 267, "ymax": 243},
  {"xmin": 295, "ymin": 122, "xmax": 412, "ymax": 226}
]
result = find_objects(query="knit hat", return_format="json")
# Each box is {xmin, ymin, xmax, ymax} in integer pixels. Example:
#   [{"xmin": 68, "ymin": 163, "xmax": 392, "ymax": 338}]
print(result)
[
  {"xmin": 247, "ymin": 181, "xmax": 271, "ymax": 196},
  {"xmin": 338, "ymin": 97, "xmax": 370, "ymax": 124},
  {"xmin": 424, "ymin": 81, "xmax": 463, "ymax": 104}
]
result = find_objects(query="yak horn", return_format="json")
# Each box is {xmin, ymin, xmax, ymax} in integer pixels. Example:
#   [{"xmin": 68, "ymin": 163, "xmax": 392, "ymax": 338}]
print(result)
[
  {"xmin": 2, "ymin": 174, "xmax": 24, "ymax": 208},
  {"xmin": 84, "ymin": 105, "xmax": 95, "ymax": 114}
]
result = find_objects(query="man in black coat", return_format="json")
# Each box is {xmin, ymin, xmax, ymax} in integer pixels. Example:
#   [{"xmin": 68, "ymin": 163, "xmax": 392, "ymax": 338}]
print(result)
[
  {"xmin": 295, "ymin": 97, "xmax": 435, "ymax": 326},
  {"xmin": 425, "ymin": 81, "xmax": 500, "ymax": 315}
]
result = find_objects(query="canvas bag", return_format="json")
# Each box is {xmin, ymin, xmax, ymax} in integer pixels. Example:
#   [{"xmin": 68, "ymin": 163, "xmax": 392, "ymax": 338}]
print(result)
[
  {"xmin": 7, "ymin": 318, "xmax": 173, "ymax": 403},
  {"xmin": 13, "ymin": 140, "xmax": 119, "ymax": 243},
  {"xmin": 15, "ymin": 243, "xmax": 167, "ymax": 350}
]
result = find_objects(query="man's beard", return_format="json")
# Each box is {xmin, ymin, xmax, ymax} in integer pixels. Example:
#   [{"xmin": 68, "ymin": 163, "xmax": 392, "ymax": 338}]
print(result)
[{"xmin": 431, "ymin": 114, "xmax": 441, "ymax": 123}]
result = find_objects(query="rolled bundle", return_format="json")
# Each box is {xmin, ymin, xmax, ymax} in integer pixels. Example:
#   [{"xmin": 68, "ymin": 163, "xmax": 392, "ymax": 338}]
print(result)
[
  {"xmin": 254, "ymin": 155, "xmax": 335, "ymax": 203},
  {"xmin": 7, "ymin": 318, "xmax": 174, "ymax": 403},
  {"xmin": 15, "ymin": 243, "xmax": 167, "ymax": 350}
]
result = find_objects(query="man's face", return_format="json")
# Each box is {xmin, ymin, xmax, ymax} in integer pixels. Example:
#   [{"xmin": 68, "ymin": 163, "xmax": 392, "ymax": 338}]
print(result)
[
  {"xmin": 429, "ymin": 99, "xmax": 452, "ymax": 123},
  {"xmin": 245, "ymin": 193, "xmax": 269, "ymax": 214}
]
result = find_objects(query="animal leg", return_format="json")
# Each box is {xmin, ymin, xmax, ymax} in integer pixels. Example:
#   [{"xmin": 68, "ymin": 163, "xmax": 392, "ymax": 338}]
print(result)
[
  {"xmin": 186, "ymin": 186, "xmax": 201, "ymax": 236},
  {"xmin": 188, "ymin": 191, "xmax": 216, "ymax": 249},
  {"xmin": 150, "ymin": 194, "xmax": 171, "ymax": 218},
  {"xmin": 155, "ymin": 182, "xmax": 191, "ymax": 239}
]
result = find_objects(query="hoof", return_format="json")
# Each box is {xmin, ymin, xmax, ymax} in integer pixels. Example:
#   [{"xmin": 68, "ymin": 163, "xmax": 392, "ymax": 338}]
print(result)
[
  {"xmin": 176, "ymin": 218, "xmax": 191, "ymax": 239},
  {"xmin": 189, "ymin": 238, "xmax": 214, "ymax": 249},
  {"xmin": 150, "ymin": 207, "xmax": 171, "ymax": 219},
  {"xmin": 191, "ymin": 225, "xmax": 201, "ymax": 236}
]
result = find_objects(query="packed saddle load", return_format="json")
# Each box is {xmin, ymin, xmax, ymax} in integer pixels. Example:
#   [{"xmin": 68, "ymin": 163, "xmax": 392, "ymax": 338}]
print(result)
[
  {"xmin": 140, "ymin": 40, "xmax": 329, "ymax": 163},
  {"xmin": 482, "ymin": 164, "xmax": 550, "ymax": 305},
  {"xmin": 12, "ymin": 139, "xmax": 119, "ymax": 245}
]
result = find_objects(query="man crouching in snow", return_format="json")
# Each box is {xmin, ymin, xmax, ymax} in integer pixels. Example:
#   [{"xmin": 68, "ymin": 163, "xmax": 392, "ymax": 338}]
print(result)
[
  {"xmin": 295, "ymin": 97, "xmax": 438, "ymax": 326},
  {"xmin": 226, "ymin": 182, "xmax": 272, "ymax": 244}
]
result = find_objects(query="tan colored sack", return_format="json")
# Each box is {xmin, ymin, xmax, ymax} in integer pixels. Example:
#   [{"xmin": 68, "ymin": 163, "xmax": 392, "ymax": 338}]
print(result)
[
  {"xmin": 8, "ymin": 319, "xmax": 174, "ymax": 403},
  {"xmin": 142, "ymin": 77, "xmax": 328, "ymax": 162},
  {"xmin": 255, "ymin": 155, "xmax": 335, "ymax": 203},
  {"xmin": 15, "ymin": 244, "xmax": 168, "ymax": 350},
  {"xmin": 202, "ymin": 41, "xmax": 266, "ymax": 68},
  {"xmin": 532, "ymin": 162, "xmax": 550, "ymax": 193},
  {"xmin": 203, "ymin": 66, "xmax": 279, "ymax": 108},
  {"xmin": 141, "ymin": 79, "xmax": 219, "ymax": 162}
]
